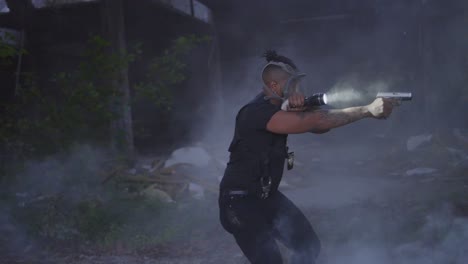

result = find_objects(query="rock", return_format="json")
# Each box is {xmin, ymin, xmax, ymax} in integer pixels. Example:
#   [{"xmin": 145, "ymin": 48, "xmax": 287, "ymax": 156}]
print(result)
[
  {"xmin": 164, "ymin": 147, "xmax": 212, "ymax": 168},
  {"xmin": 446, "ymin": 148, "xmax": 468, "ymax": 163},
  {"xmin": 140, "ymin": 165, "xmax": 152, "ymax": 171},
  {"xmin": 141, "ymin": 185, "xmax": 174, "ymax": 203},
  {"xmin": 453, "ymin": 128, "xmax": 468, "ymax": 144},
  {"xmin": 405, "ymin": 167, "xmax": 438, "ymax": 176},
  {"xmin": 407, "ymin": 134, "xmax": 433, "ymax": 151},
  {"xmin": 188, "ymin": 183, "xmax": 205, "ymax": 200}
]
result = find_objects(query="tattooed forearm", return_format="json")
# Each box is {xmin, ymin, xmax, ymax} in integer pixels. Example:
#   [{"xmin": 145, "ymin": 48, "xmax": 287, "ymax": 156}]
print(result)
[
  {"xmin": 302, "ymin": 106, "xmax": 371, "ymax": 131},
  {"xmin": 269, "ymin": 105, "xmax": 373, "ymax": 134},
  {"xmin": 316, "ymin": 109, "xmax": 364, "ymax": 128},
  {"xmin": 295, "ymin": 111, "xmax": 308, "ymax": 120}
]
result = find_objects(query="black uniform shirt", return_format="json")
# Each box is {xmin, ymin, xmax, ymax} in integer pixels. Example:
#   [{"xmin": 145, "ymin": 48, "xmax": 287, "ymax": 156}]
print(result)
[{"xmin": 220, "ymin": 93, "xmax": 288, "ymax": 193}]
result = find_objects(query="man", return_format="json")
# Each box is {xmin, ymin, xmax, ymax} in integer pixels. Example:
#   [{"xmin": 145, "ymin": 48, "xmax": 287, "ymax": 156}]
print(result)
[{"xmin": 218, "ymin": 50, "xmax": 395, "ymax": 264}]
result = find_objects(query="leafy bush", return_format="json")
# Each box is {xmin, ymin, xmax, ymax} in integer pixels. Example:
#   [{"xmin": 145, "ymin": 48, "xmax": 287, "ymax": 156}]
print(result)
[
  {"xmin": 0, "ymin": 34, "xmax": 208, "ymax": 163},
  {"xmin": 134, "ymin": 35, "xmax": 210, "ymax": 111},
  {"xmin": 0, "ymin": 31, "xmax": 25, "ymax": 65}
]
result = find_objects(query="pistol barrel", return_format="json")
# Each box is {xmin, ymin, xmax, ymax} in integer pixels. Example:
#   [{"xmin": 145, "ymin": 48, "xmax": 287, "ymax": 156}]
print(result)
[{"xmin": 376, "ymin": 92, "xmax": 412, "ymax": 101}]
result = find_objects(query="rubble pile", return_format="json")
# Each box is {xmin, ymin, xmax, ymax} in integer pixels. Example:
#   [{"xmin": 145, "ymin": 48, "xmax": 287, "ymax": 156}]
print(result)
[{"xmin": 102, "ymin": 146, "xmax": 223, "ymax": 203}]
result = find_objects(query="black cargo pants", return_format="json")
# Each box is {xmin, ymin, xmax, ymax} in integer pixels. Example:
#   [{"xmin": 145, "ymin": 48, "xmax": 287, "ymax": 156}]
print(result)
[{"xmin": 219, "ymin": 190, "xmax": 321, "ymax": 264}]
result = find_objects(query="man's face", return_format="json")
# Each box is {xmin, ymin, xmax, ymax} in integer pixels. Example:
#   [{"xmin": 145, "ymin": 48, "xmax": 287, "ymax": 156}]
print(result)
[{"xmin": 287, "ymin": 79, "xmax": 301, "ymax": 95}]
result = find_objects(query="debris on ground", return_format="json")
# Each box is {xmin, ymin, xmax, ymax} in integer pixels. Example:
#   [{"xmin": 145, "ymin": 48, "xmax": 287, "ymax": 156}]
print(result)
[
  {"xmin": 164, "ymin": 146, "xmax": 212, "ymax": 168},
  {"xmin": 405, "ymin": 167, "xmax": 438, "ymax": 176},
  {"xmin": 407, "ymin": 134, "xmax": 433, "ymax": 151},
  {"xmin": 188, "ymin": 183, "xmax": 205, "ymax": 200},
  {"xmin": 141, "ymin": 185, "xmax": 175, "ymax": 203},
  {"xmin": 101, "ymin": 145, "xmax": 222, "ymax": 202}
]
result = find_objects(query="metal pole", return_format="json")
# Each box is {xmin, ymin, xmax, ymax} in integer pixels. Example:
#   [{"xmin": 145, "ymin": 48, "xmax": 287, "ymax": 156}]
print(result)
[
  {"xmin": 14, "ymin": 29, "xmax": 25, "ymax": 96},
  {"xmin": 190, "ymin": 0, "xmax": 194, "ymax": 17}
]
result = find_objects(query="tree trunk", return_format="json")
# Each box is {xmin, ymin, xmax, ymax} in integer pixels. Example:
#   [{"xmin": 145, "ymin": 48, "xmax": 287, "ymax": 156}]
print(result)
[
  {"xmin": 5, "ymin": 0, "xmax": 33, "ymax": 96},
  {"xmin": 100, "ymin": 0, "xmax": 135, "ymax": 159}
]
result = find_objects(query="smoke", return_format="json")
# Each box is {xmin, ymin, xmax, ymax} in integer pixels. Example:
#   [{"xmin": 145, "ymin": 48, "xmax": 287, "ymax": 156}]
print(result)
[
  {"xmin": 3, "ymin": 0, "xmax": 466, "ymax": 262},
  {"xmin": 0, "ymin": 205, "xmax": 45, "ymax": 263},
  {"xmin": 0, "ymin": 145, "xmax": 108, "ymax": 262},
  {"xmin": 325, "ymin": 88, "xmax": 364, "ymax": 108},
  {"xmin": 187, "ymin": 1, "xmax": 468, "ymax": 263},
  {"xmin": 325, "ymin": 77, "xmax": 393, "ymax": 108},
  {"xmin": 9, "ymin": 145, "xmax": 107, "ymax": 203},
  {"xmin": 1, "ymin": 144, "xmax": 226, "ymax": 261},
  {"xmin": 319, "ymin": 204, "xmax": 468, "ymax": 264}
]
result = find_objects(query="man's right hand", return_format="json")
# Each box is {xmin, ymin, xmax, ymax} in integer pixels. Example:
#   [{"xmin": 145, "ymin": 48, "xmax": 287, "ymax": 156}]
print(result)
[{"xmin": 366, "ymin": 98, "xmax": 396, "ymax": 119}]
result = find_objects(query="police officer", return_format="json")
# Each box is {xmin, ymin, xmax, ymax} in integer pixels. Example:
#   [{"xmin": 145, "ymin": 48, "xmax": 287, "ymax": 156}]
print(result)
[{"xmin": 218, "ymin": 51, "xmax": 395, "ymax": 264}]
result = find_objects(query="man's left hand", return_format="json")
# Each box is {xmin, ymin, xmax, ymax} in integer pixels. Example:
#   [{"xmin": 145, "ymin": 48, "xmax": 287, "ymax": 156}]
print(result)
[{"xmin": 286, "ymin": 92, "xmax": 306, "ymax": 112}]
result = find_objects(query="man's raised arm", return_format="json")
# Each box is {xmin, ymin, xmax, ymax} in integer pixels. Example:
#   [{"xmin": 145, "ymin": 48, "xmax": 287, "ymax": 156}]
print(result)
[{"xmin": 267, "ymin": 98, "xmax": 394, "ymax": 134}]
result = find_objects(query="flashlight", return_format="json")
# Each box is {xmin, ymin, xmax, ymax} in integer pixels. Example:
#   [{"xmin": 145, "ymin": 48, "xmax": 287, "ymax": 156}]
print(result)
[
  {"xmin": 281, "ymin": 93, "xmax": 328, "ymax": 111},
  {"xmin": 304, "ymin": 93, "xmax": 328, "ymax": 107}
]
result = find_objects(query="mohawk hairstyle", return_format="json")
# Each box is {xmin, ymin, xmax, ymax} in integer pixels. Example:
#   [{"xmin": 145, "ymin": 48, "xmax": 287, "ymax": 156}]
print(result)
[{"xmin": 262, "ymin": 49, "xmax": 298, "ymax": 70}]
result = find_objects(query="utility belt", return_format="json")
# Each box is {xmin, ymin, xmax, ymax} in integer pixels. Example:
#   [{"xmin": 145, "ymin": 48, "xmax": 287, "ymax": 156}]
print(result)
[{"xmin": 221, "ymin": 188, "xmax": 277, "ymax": 200}]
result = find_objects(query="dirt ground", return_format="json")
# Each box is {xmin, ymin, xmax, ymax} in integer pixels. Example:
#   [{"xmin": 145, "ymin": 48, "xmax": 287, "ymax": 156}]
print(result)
[{"xmin": 2, "ymin": 133, "xmax": 468, "ymax": 264}]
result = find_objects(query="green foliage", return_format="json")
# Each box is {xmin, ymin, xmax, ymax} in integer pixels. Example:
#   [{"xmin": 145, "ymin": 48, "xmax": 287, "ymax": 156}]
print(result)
[
  {"xmin": 13, "ymin": 193, "xmax": 174, "ymax": 245},
  {"xmin": 134, "ymin": 35, "xmax": 210, "ymax": 110},
  {"xmin": 0, "ymin": 32, "xmax": 26, "ymax": 66},
  {"xmin": 76, "ymin": 199, "xmax": 116, "ymax": 241},
  {"xmin": 0, "ymin": 34, "xmax": 207, "ymax": 162},
  {"xmin": 13, "ymin": 195, "xmax": 77, "ymax": 241},
  {"xmin": 0, "ymin": 76, "xmax": 37, "ymax": 163},
  {"xmin": 49, "ymin": 35, "xmax": 138, "ymax": 143},
  {"xmin": 0, "ymin": 35, "xmax": 140, "ymax": 160},
  {"xmin": 12, "ymin": 181, "xmax": 216, "ymax": 248},
  {"xmin": 7, "ymin": 147, "xmax": 213, "ymax": 247}
]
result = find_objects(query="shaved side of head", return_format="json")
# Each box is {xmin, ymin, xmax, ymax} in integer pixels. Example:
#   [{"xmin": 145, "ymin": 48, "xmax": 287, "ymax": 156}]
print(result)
[{"xmin": 262, "ymin": 65, "xmax": 290, "ymax": 87}]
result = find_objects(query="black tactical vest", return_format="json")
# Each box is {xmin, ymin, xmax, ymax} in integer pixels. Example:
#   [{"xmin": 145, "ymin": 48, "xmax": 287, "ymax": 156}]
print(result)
[{"xmin": 220, "ymin": 93, "xmax": 288, "ymax": 197}]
